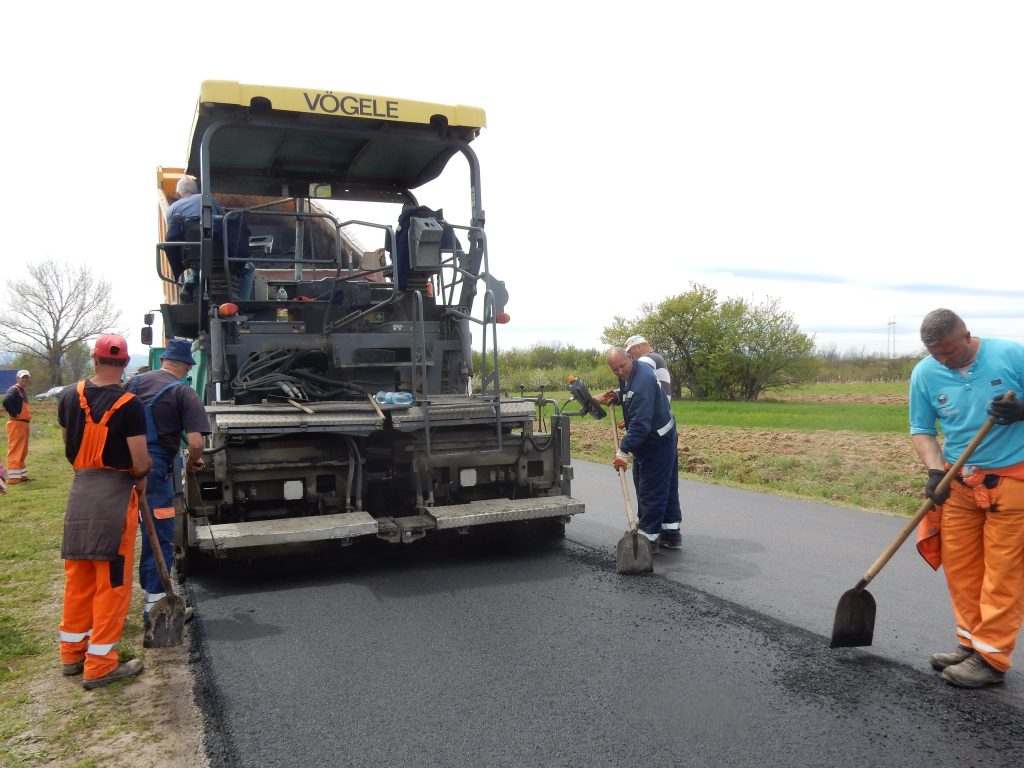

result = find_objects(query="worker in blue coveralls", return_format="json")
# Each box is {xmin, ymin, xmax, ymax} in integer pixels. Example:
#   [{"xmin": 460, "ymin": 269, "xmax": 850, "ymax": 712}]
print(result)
[
  {"xmin": 597, "ymin": 347, "xmax": 682, "ymax": 551},
  {"xmin": 125, "ymin": 338, "xmax": 210, "ymax": 629}
]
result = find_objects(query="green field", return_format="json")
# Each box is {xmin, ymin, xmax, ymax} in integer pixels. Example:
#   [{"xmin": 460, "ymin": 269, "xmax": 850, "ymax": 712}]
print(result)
[
  {"xmin": 670, "ymin": 400, "xmax": 907, "ymax": 432},
  {"xmin": 530, "ymin": 389, "xmax": 909, "ymax": 433}
]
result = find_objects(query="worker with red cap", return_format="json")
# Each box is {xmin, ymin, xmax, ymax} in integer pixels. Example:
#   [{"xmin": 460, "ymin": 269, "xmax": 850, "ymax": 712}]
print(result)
[
  {"xmin": 56, "ymin": 334, "xmax": 152, "ymax": 689},
  {"xmin": 4, "ymin": 369, "xmax": 33, "ymax": 484}
]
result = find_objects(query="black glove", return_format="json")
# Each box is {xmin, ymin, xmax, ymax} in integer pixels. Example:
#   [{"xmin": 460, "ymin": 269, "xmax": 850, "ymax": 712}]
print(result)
[
  {"xmin": 924, "ymin": 468, "xmax": 950, "ymax": 505},
  {"xmin": 987, "ymin": 396, "xmax": 1024, "ymax": 425}
]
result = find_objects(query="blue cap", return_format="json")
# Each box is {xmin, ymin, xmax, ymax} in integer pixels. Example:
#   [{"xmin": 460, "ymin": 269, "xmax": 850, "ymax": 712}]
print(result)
[{"xmin": 159, "ymin": 338, "xmax": 195, "ymax": 365}]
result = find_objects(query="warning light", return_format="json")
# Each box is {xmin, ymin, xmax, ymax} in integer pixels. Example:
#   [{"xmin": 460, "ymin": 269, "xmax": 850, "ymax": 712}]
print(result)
[
  {"xmin": 567, "ymin": 375, "xmax": 577, "ymax": 383},
  {"xmin": 218, "ymin": 303, "xmax": 239, "ymax": 317},
  {"xmin": 496, "ymin": 312, "xmax": 511, "ymax": 324}
]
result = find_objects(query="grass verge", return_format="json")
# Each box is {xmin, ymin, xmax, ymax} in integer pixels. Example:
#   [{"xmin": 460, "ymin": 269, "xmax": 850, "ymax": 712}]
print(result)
[{"xmin": 0, "ymin": 403, "xmax": 195, "ymax": 768}]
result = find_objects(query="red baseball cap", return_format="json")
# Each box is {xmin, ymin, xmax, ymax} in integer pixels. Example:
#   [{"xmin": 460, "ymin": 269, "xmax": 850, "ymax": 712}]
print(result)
[{"xmin": 93, "ymin": 333, "xmax": 130, "ymax": 361}]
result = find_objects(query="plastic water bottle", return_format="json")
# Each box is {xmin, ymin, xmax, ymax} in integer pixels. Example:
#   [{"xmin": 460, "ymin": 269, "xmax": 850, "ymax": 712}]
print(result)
[
  {"xmin": 374, "ymin": 391, "xmax": 414, "ymax": 405},
  {"xmin": 275, "ymin": 286, "xmax": 289, "ymax": 322}
]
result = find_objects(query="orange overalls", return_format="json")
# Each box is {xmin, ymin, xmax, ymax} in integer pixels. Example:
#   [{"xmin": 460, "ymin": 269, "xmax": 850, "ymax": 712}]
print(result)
[
  {"xmin": 917, "ymin": 463, "xmax": 1024, "ymax": 672},
  {"xmin": 5, "ymin": 390, "xmax": 30, "ymax": 483},
  {"xmin": 59, "ymin": 382, "xmax": 140, "ymax": 681}
]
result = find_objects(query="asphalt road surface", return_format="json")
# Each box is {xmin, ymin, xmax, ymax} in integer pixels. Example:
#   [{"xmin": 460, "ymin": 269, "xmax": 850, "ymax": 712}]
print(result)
[{"xmin": 188, "ymin": 461, "xmax": 1024, "ymax": 767}]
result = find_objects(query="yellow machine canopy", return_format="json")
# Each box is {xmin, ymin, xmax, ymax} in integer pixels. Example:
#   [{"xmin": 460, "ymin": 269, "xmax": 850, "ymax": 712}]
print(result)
[{"xmin": 185, "ymin": 80, "xmax": 487, "ymax": 200}]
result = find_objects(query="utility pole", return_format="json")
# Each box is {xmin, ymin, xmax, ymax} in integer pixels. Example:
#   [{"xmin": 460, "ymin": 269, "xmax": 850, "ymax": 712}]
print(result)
[{"xmin": 887, "ymin": 316, "xmax": 896, "ymax": 359}]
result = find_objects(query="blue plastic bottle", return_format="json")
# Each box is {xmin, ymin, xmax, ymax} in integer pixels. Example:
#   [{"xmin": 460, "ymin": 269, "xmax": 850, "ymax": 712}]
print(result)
[{"xmin": 374, "ymin": 391, "xmax": 413, "ymax": 405}]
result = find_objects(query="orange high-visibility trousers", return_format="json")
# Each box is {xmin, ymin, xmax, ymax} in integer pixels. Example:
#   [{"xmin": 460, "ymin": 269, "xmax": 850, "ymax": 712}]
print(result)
[
  {"xmin": 59, "ymin": 491, "xmax": 139, "ymax": 679},
  {"xmin": 5, "ymin": 418, "xmax": 29, "ymax": 483},
  {"xmin": 940, "ymin": 477, "xmax": 1024, "ymax": 672}
]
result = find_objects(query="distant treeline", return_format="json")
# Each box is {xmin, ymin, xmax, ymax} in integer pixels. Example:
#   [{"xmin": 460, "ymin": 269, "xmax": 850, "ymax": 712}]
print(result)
[
  {"xmin": 473, "ymin": 344, "xmax": 922, "ymax": 396},
  {"xmin": 814, "ymin": 345, "xmax": 920, "ymax": 383}
]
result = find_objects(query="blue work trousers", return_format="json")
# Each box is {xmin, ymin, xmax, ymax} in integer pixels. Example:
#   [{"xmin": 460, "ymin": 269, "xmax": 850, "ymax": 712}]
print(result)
[
  {"xmin": 633, "ymin": 429, "xmax": 682, "ymax": 538},
  {"xmin": 139, "ymin": 446, "xmax": 178, "ymax": 613}
]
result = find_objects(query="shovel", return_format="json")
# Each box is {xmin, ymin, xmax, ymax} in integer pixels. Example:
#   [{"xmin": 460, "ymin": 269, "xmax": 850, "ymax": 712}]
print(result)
[
  {"xmin": 139, "ymin": 494, "xmax": 187, "ymax": 647},
  {"xmin": 830, "ymin": 412, "xmax": 1000, "ymax": 648},
  {"xmin": 611, "ymin": 404, "xmax": 653, "ymax": 575}
]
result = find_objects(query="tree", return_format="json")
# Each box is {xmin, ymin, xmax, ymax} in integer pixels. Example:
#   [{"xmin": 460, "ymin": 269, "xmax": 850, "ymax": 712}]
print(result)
[
  {"xmin": 0, "ymin": 259, "xmax": 121, "ymax": 388},
  {"xmin": 602, "ymin": 283, "xmax": 818, "ymax": 400}
]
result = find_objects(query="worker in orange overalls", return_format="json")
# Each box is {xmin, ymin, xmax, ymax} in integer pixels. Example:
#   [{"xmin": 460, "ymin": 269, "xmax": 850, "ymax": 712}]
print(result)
[
  {"xmin": 911, "ymin": 309, "xmax": 1024, "ymax": 689},
  {"xmin": 3, "ymin": 369, "xmax": 33, "ymax": 483},
  {"xmin": 57, "ymin": 335, "xmax": 151, "ymax": 689}
]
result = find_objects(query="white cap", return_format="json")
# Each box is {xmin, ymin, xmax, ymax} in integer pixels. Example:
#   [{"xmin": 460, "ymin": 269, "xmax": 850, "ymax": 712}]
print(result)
[
  {"xmin": 624, "ymin": 335, "xmax": 647, "ymax": 351},
  {"xmin": 16, "ymin": 370, "xmax": 30, "ymax": 378}
]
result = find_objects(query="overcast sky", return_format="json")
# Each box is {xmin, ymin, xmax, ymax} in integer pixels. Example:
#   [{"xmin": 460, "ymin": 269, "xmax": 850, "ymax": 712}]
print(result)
[{"xmin": 3, "ymin": 1, "xmax": 1022, "ymax": 359}]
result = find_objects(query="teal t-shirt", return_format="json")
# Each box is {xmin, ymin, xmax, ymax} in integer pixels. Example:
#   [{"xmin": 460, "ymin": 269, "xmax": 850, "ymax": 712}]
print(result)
[{"xmin": 909, "ymin": 337, "xmax": 1024, "ymax": 468}]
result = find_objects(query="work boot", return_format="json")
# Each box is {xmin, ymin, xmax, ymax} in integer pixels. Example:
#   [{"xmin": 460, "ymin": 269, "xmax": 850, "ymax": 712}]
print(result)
[
  {"xmin": 940, "ymin": 654, "xmax": 1005, "ymax": 689},
  {"xmin": 929, "ymin": 645, "xmax": 973, "ymax": 671},
  {"xmin": 658, "ymin": 532, "xmax": 683, "ymax": 550},
  {"xmin": 62, "ymin": 660, "xmax": 84, "ymax": 676},
  {"xmin": 82, "ymin": 659, "xmax": 144, "ymax": 690}
]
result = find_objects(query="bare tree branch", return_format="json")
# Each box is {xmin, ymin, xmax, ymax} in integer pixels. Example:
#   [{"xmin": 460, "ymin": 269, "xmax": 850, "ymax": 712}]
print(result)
[{"xmin": 0, "ymin": 259, "xmax": 122, "ymax": 385}]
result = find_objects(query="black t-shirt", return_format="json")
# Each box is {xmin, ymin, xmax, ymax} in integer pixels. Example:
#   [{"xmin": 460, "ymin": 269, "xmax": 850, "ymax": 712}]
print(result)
[
  {"xmin": 58, "ymin": 381, "xmax": 147, "ymax": 468},
  {"xmin": 126, "ymin": 370, "xmax": 211, "ymax": 454}
]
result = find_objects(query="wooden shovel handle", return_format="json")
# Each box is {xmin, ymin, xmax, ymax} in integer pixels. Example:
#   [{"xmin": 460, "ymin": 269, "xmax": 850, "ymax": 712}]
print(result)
[
  {"xmin": 610, "ymin": 404, "xmax": 638, "ymax": 533},
  {"xmin": 858, "ymin": 400, "xmax": 1008, "ymax": 587},
  {"xmin": 139, "ymin": 493, "xmax": 177, "ymax": 597}
]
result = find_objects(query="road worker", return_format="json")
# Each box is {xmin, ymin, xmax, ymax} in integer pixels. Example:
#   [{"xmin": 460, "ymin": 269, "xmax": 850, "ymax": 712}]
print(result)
[
  {"xmin": 126, "ymin": 338, "xmax": 210, "ymax": 628},
  {"xmin": 596, "ymin": 348, "xmax": 682, "ymax": 550},
  {"xmin": 621, "ymin": 336, "xmax": 680, "ymax": 545},
  {"xmin": 57, "ymin": 334, "xmax": 151, "ymax": 689},
  {"xmin": 624, "ymin": 335, "xmax": 672, "ymax": 399},
  {"xmin": 910, "ymin": 308, "xmax": 1024, "ymax": 688},
  {"xmin": 4, "ymin": 369, "xmax": 33, "ymax": 484}
]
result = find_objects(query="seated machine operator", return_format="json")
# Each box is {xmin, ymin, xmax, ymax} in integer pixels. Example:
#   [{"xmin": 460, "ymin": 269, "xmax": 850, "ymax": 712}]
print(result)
[{"xmin": 165, "ymin": 176, "xmax": 255, "ymax": 300}]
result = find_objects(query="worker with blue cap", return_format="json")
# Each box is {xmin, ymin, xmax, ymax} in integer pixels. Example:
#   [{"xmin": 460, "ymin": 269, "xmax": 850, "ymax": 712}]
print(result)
[{"xmin": 125, "ymin": 338, "xmax": 211, "ymax": 632}]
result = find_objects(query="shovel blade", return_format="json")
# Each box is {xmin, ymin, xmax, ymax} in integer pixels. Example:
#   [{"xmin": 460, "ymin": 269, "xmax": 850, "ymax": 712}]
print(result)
[
  {"xmin": 830, "ymin": 587, "xmax": 876, "ymax": 648},
  {"xmin": 143, "ymin": 594, "xmax": 187, "ymax": 648},
  {"xmin": 616, "ymin": 531, "xmax": 653, "ymax": 575}
]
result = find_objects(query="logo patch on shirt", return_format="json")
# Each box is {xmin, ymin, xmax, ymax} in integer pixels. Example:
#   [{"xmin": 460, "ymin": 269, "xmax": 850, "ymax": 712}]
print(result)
[
  {"xmin": 937, "ymin": 393, "xmax": 949, "ymax": 406},
  {"xmin": 991, "ymin": 379, "xmax": 1003, "ymax": 386}
]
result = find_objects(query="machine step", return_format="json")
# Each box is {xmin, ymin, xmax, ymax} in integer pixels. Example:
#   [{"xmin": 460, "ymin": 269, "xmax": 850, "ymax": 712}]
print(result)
[
  {"xmin": 194, "ymin": 511, "xmax": 379, "ymax": 550},
  {"xmin": 427, "ymin": 495, "xmax": 583, "ymax": 530}
]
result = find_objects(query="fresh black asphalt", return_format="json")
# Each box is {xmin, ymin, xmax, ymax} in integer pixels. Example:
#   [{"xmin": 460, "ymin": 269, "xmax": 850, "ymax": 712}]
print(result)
[{"xmin": 186, "ymin": 460, "xmax": 1024, "ymax": 767}]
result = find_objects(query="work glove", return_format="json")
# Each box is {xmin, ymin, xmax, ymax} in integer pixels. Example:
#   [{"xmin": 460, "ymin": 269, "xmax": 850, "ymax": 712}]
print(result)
[
  {"xmin": 613, "ymin": 451, "xmax": 629, "ymax": 470},
  {"xmin": 987, "ymin": 395, "xmax": 1024, "ymax": 425},
  {"xmin": 924, "ymin": 468, "xmax": 950, "ymax": 505},
  {"xmin": 597, "ymin": 390, "xmax": 620, "ymax": 406}
]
